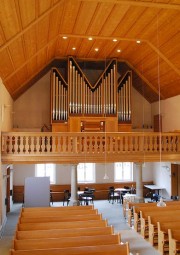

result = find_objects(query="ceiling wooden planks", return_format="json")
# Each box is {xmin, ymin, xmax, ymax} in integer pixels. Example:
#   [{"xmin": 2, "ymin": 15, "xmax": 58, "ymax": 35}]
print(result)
[
  {"xmin": 18, "ymin": 0, "xmax": 36, "ymax": 28},
  {"xmin": 0, "ymin": 0, "xmax": 179, "ymax": 102}
]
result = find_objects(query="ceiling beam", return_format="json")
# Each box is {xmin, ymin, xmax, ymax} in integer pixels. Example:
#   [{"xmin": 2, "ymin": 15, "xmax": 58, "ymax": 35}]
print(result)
[
  {"xmin": 125, "ymin": 60, "xmax": 165, "ymax": 100},
  {"xmin": 147, "ymin": 41, "xmax": 180, "ymax": 77},
  {"xmin": 80, "ymin": 0, "xmax": 180, "ymax": 10}
]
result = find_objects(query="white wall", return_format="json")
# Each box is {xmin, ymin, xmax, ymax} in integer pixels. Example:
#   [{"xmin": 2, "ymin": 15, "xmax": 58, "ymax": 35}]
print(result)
[
  {"xmin": 131, "ymin": 87, "xmax": 152, "ymax": 129},
  {"xmin": 13, "ymin": 163, "xmax": 153, "ymax": 186},
  {"xmin": 152, "ymin": 95, "xmax": 180, "ymax": 132},
  {"xmin": 150, "ymin": 95, "xmax": 180, "ymax": 198},
  {"xmin": 14, "ymin": 72, "xmax": 50, "ymax": 129},
  {"xmin": 151, "ymin": 162, "xmax": 171, "ymax": 198}
]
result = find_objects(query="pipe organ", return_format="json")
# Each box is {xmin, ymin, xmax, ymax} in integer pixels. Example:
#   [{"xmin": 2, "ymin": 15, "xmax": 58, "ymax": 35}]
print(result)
[
  {"xmin": 68, "ymin": 57, "xmax": 116, "ymax": 115},
  {"xmin": 118, "ymin": 71, "xmax": 132, "ymax": 123},
  {"xmin": 51, "ymin": 57, "xmax": 132, "ymax": 132},
  {"xmin": 51, "ymin": 68, "xmax": 68, "ymax": 121}
]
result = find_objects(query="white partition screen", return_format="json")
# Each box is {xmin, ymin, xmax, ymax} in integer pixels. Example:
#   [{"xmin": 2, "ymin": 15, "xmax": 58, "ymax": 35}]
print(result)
[{"xmin": 24, "ymin": 177, "xmax": 50, "ymax": 207}]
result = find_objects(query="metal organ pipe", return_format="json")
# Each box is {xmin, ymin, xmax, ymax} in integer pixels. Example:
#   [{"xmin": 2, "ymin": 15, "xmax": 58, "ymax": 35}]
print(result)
[
  {"xmin": 118, "ymin": 72, "xmax": 132, "ymax": 122},
  {"xmin": 51, "ymin": 58, "xmax": 121, "ymax": 123}
]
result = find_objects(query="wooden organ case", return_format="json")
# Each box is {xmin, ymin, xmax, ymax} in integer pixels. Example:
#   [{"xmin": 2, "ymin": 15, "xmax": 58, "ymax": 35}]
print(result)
[{"xmin": 51, "ymin": 57, "xmax": 132, "ymax": 132}]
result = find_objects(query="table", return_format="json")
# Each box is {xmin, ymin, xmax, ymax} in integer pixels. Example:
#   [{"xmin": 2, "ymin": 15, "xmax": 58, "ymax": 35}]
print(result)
[
  {"xmin": 144, "ymin": 185, "xmax": 164, "ymax": 195},
  {"xmin": 114, "ymin": 188, "xmax": 131, "ymax": 204}
]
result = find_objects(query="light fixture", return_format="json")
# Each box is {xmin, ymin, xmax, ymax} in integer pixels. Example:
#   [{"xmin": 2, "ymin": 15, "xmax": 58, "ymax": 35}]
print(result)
[
  {"xmin": 113, "ymin": 38, "xmax": 117, "ymax": 42},
  {"xmin": 136, "ymin": 40, "xmax": 141, "ymax": 44},
  {"xmin": 117, "ymin": 49, "xmax": 121, "ymax": 53},
  {"xmin": 62, "ymin": 36, "xmax": 67, "ymax": 39},
  {"xmin": 88, "ymin": 37, "xmax": 93, "ymax": 41},
  {"xmin": 103, "ymin": 171, "xmax": 109, "ymax": 180},
  {"xmin": 72, "ymin": 47, "xmax": 76, "ymax": 50},
  {"xmin": 95, "ymin": 48, "xmax": 99, "ymax": 52}
]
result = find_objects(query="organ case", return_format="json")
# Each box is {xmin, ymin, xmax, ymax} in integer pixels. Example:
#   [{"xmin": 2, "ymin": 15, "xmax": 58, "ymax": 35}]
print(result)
[{"xmin": 51, "ymin": 57, "xmax": 132, "ymax": 132}]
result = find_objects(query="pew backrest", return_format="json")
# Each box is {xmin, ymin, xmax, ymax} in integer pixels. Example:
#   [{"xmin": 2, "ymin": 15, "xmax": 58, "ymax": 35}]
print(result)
[
  {"xmin": 158, "ymin": 222, "xmax": 180, "ymax": 233},
  {"xmin": 15, "ymin": 226, "xmax": 114, "ymax": 239},
  {"xmin": 17, "ymin": 219, "xmax": 108, "ymax": 231},
  {"xmin": 10, "ymin": 243, "xmax": 130, "ymax": 255},
  {"xmin": 22, "ymin": 205, "xmax": 94, "ymax": 212},
  {"xmin": 13, "ymin": 234, "xmax": 121, "ymax": 250},
  {"xmin": 148, "ymin": 214, "xmax": 180, "ymax": 225}
]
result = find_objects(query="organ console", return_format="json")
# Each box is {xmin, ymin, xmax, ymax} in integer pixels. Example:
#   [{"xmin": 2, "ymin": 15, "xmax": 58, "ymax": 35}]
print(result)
[{"xmin": 51, "ymin": 57, "xmax": 132, "ymax": 132}]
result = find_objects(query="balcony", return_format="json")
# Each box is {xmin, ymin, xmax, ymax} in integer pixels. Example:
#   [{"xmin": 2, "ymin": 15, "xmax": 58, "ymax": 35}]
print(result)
[{"xmin": 1, "ymin": 131, "xmax": 180, "ymax": 164}]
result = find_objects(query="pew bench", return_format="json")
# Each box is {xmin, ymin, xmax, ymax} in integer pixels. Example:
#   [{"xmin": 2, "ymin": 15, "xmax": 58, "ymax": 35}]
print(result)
[
  {"xmin": 148, "ymin": 215, "xmax": 180, "ymax": 246},
  {"xmin": 10, "ymin": 243, "xmax": 130, "ymax": 255},
  {"xmin": 22, "ymin": 205, "xmax": 94, "ymax": 212},
  {"xmin": 127, "ymin": 201, "xmax": 159, "ymax": 227},
  {"xmin": 17, "ymin": 219, "xmax": 108, "ymax": 231},
  {"xmin": 132, "ymin": 202, "xmax": 180, "ymax": 231},
  {"xmin": 12, "ymin": 234, "xmax": 121, "ymax": 250},
  {"xmin": 19, "ymin": 213, "xmax": 102, "ymax": 224},
  {"xmin": 157, "ymin": 222, "xmax": 180, "ymax": 254},
  {"xmin": 20, "ymin": 208, "xmax": 98, "ymax": 218},
  {"xmin": 15, "ymin": 226, "xmax": 114, "ymax": 239},
  {"xmin": 168, "ymin": 229, "xmax": 180, "ymax": 255},
  {"xmin": 140, "ymin": 209, "xmax": 180, "ymax": 238}
]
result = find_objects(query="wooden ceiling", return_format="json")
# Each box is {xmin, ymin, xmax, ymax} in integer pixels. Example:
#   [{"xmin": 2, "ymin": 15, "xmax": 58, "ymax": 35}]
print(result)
[{"xmin": 0, "ymin": 0, "xmax": 179, "ymax": 102}]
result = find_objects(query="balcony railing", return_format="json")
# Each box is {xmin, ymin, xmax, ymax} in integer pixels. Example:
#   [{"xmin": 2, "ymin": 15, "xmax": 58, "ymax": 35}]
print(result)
[{"xmin": 1, "ymin": 132, "xmax": 180, "ymax": 163}]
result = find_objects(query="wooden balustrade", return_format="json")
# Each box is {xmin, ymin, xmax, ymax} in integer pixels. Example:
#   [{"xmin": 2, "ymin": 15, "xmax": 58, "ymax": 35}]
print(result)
[{"xmin": 1, "ymin": 132, "xmax": 180, "ymax": 163}]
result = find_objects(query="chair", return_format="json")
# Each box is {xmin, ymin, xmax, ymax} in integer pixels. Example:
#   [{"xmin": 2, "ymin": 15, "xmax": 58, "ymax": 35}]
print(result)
[
  {"xmin": 108, "ymin": 187, "xmax": 120, "ymax": 204},
  {"xmin": 171, "ymin": 195, "xmax": 179, "ymax": 200},
  {"xmin": 79, "ymin": 189, "xmax": 95, "ymax": 206},
  {"xmin": 63, "ymin": 190, "xmax": 71, "ymax": 206},
  {"xmin": 121, "ymin": 186, "xmax": 130, "ymax": 204},
  {"xmin": 50, "ymin": 189, "xmax": 53, "ymax": 205}
]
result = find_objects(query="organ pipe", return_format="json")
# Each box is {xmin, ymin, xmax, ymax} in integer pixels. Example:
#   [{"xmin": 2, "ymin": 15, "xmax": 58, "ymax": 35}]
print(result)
[
  {"xmin": 51, "ymin": 58, "xmax": 131, "ymax": 125},
  {"xmin": 117, "ymin": 71, "xmax": 132, "ymax": 122}
]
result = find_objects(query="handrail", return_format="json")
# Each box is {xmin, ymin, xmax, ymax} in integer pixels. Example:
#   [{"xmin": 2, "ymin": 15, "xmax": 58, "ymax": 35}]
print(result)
[{"xmin": 1, "ymin": 131, "xmax": 180, "ymax": 163}]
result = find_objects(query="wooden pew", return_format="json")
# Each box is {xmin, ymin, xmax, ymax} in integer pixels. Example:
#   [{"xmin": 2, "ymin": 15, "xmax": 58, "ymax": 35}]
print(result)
[
  {"xmin": 140, "ymin": 209, "xmax": 180, "ymax": 238},
  {"xmin": 15, "ymin": 226, "xmax": 114, "ymax": 240},
  {"xmin": 168, "ymin": 229, "xmax": 180, "ymax": 255},
  {"xmin": 129, "ymin": 201, "xmax": 180, "ymax": 229},
  {"xmin": 17, "ymin": 219, "xmax": 108, "ymax": 231},
  {"xmin": 12, "ymin": 234, "xmax": 121, "ymax": 250},
  {"xmin": 22, "ymin": 205, "xmax": 94, "ymax": 212},
  {"xmin": 148, "ymin": 215, "xmax": 180, "ymax": 246},
  {"xmin": 19, "ymin": 213, "xmax": 102, "ymax": 223},
  {"xmin": 10, "ymin": 243, "xmax": 130, "ymax": 255},
  {"xmin": 157, "ymin": 222, "xmax": 180, "ymax": 254},
  {"xmin": 20, "ymin": 208, "xmax": 98, "ymax": 218}
]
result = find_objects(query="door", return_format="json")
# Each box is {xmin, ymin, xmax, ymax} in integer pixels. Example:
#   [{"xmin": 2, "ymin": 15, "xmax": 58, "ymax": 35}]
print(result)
[
  {"xmin": 6, "ymin": 167, "xmax": 10, "ymax": 213},
  {"xmin": 171, "ymin": 164, "xmax": 180, "ymax": 197},
  {"xmin": 154, "ymin": 114, "xmax": 162, "ymax": 132}
]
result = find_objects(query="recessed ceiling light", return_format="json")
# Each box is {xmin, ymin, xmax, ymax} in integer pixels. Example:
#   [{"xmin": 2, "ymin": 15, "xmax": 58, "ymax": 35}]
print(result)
[
  {"xmin": 72, "ymin": 47, "xmax": 76, "ymax": 50},
  {"xmin": 88, "ymin": 37, "xmax": 93, "ymax": 41},
  {"xmin": 113, "ymin": 39, "xmax": 117, "ymax": 42},
  {"xmin": 62, "ymin": 36, "xmax": 67, "ymax": 39},
  {"xmin": 117, "ymin": 49, "xmax": 121, "ymax": 53},
  {"xmin": 95, "ymin": 48, "xmax": 99, "ymax": 52},
  {"xmin": 136, "ymin": 40, "xmax": 141, "ymax": 44}
]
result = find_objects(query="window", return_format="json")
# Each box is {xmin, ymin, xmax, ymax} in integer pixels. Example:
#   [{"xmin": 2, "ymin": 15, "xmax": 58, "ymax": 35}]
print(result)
[
  {"xmin": 77, "ymin": 163, "xmax": 95, "ymax": 183},
  {"xmin": 35, "ymin": 164, "xmax": 56, "ymax": 184},
  {"xmin": 114, "ymin": 162, "xmax": 133, "ymax": 181}
]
